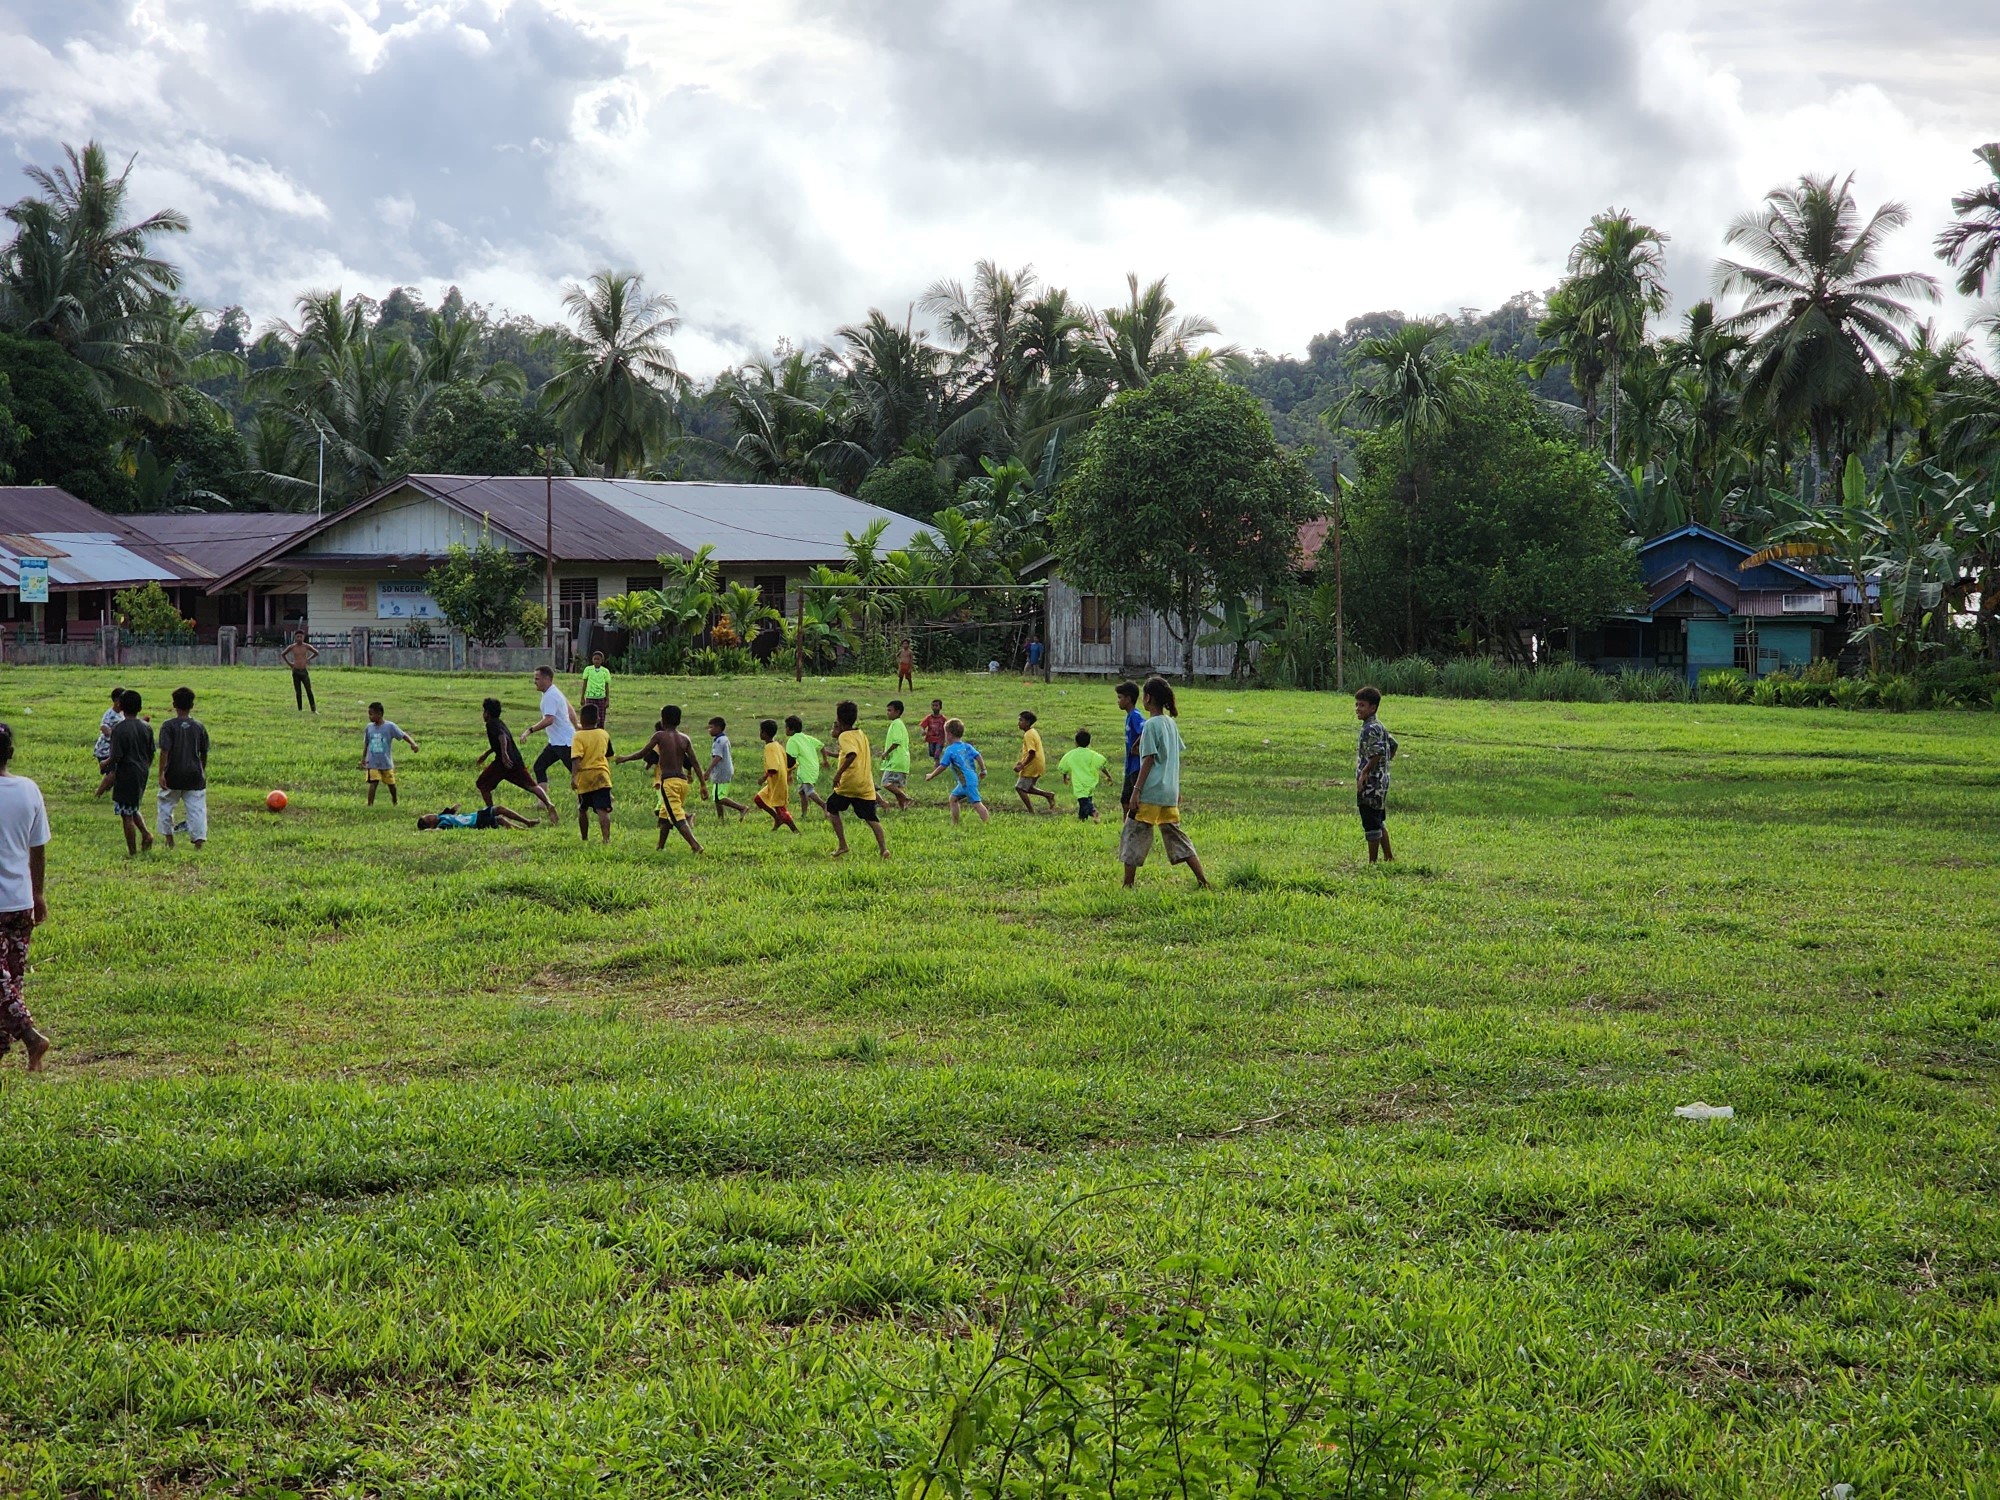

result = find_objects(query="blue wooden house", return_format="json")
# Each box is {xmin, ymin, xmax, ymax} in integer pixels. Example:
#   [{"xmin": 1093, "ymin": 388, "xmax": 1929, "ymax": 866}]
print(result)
[{"xmin": 1576, "ymin": 524, "xmax": 1854, "ymax": 685}]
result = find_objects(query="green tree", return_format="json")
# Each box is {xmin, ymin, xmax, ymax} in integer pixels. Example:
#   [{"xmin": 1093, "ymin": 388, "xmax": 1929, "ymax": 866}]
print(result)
[
  {"xmin": 1717, "ymin": 172, "xmax": 1938, "ymax": 497},
  {"xmin": 424, "ymin": 530, "xmax": 535, "ymax": 645},
  {"xmin": 1055, "ymin": 368, "xmax": 1316, "ymax": 678},
  {"xmin": 1935, "ymin": 142, "xmax": 2000, "ymax": 297},
  {"xmin": 1084, "ymin": 272, "xmax": 1237, "ymax": 392},
  {"xmin": 838, "ymin": 310, "xmax": 948, "ymax": 463},
  {"xmin": 1343, "ymin": 355, "xmax": 1639, "ymax": 658},
  {"xmin": 393, "ymin": 380, "xmax": 561, "ymax": 478},
  {"xmin": 540, "ymin": 270, "xmax": 687, "ymax": 476},
  {"xmin": 0, "ymin": 331, "xmax": 132, "ymax": 508},
  {"xmin": 858, "ymin": 452, "xmax": 946, "ymax": 521},
  {"xmin": 1563, "ymin": 209, "xmax": 1670, "ymax": 461},
  {"xmin": 111, "ymin": 580, "xmax": 192, "ymax": 638}
]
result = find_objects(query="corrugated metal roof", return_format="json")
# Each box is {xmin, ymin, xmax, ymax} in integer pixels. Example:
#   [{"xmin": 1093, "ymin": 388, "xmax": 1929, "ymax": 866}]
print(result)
[
  {"xmin": 130, "ymin": 513, "xmax": 318, "ymax": 579},
  {"xmin": 211, "ymin": 474, "xmax": 932, "ymax": 587},
  {"xmin": 0, "ymin": 489, "xmax": 206, "ymax": 590},
  {"xmin": 0, "ymin": 486, "xmax": 138, "ymax": 534}
]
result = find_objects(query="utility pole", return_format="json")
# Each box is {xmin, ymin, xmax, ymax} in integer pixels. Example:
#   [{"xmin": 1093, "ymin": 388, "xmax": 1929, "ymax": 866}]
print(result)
[
  {"xmin": 793, "ymin": 586, "xmax": 806, "ymax": 682},
  {"xmin": 544, "ymin": 446, "xmax": 555, "ymax": 654},
  {"xmin": 1331, "ymin": 458, "xmax": 1346, "ymax": 693}
]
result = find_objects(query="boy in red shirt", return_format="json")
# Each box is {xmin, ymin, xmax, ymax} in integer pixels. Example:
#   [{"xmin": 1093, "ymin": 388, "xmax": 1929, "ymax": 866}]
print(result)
[{"xmin": 920, "ymin": 698, "xmax": 948, "ymax": 764}]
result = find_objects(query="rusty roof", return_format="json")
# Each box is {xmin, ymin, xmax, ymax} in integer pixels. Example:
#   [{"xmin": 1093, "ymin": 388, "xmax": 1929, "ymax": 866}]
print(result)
[
  {"xmin": 129, "ymin": 512, "xmax": 319, "ymax": 580},
  {"xmin": 0, "ymin": 487, "xmax": 197, "ymax": 591}
]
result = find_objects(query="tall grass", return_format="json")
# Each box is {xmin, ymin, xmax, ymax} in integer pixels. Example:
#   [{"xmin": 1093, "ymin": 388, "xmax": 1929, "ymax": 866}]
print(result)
[{"xmin": 1352, "ymin": 655, "xmax": 1617, "ymax": 702}]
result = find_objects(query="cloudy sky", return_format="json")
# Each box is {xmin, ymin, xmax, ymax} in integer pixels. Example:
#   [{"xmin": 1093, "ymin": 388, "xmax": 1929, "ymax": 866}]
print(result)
[{"xmin": 2, "ymin": 0, "xmax": 1994, "ymax": 375}]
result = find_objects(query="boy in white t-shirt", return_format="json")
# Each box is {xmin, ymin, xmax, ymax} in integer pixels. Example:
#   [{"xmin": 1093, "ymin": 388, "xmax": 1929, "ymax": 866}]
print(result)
[{"xmin": 0, "ymin": 722, "xmax": 53, "ymax": 1069}]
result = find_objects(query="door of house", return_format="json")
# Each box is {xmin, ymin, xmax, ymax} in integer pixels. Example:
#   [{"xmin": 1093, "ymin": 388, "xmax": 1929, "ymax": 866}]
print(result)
[{"xmin": 559, "ymin": 578, "xmax": 599, "ymax": 640}]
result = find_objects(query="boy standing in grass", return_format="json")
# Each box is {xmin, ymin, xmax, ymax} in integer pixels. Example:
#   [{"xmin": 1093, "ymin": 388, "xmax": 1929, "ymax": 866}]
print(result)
[
  {"xmin": 925, "ymin": 717, "xmax": 990, "ymax": 826},
  {"xmin": 619, "ymin": 705, "xmax": 705, "ymax": 854},
  {"xmin": 785, "ymin": 714, "xmax": 827, "ymax": 819},
  {"xmin": 920, "ymin": 698, "xmax": 947, "ymax": 764},
  {"xmin": 96, "ymin": 689, "xmax": 155, "ymax": 855},
  {"xmin": 571, "ymin": 703, "xmax": 614, "ymax": 843},
  {"xmin": 361, "ymin": 702, "xmax": 418, "ymax": 807},
  {"xmin": 1116, "ymin": 681, "xmax": 1144, "ymax": 820},
  {"xmin": 282, "ymin": 629, "xmax": 318, "ymax": 712},
  {"xmin": 753, "ymin": 719, "xmax": 798, "ymax": 832},
  {"xmin": 475, "ymin": 698, "xmax": 557, "ymax": 818},
  {"xmin": 156, "ymin": 687, "xmax": 209, "ymax": 850},
  {"xmin": 896, "ymin": 637, "xmax": 915, "ymax": 690},
  {"xmin": 1057, "ymin": 728, "xmax": 1108, "ymax": 822},
  {"xmin": 1119, "ymin": 676, "xmax": 1209, "ymax": 890},
  {"xmin": 580, "ymin": 651, "xmax": 613, "ymax": 734},
  {"xmin": 707, "ymin": 717, "xmax": 749, "ymax": 822},
  {"xmin": 1013, "ymin": 710, "xmax": 1057, "ymax": 814},
  {"xmin": 1355, "ymin": 685, "xmax": 1398, "ymax": 863},
  {"xmin": 879, "ymin": 699, "xmax": 913, "ymax": 810},
  {"xmin": 827, "ymin": 699, "xmax": 888, "ymax": 858},
  {"xmin": 93, "ymin": 687, "xmax": 127, "ymax": 775}
]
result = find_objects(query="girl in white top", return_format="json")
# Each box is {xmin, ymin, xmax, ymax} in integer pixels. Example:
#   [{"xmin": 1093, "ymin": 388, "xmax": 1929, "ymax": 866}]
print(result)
[{"xmin": 0, "ymin": 722, "xmax": 52, "ymax": 1070}]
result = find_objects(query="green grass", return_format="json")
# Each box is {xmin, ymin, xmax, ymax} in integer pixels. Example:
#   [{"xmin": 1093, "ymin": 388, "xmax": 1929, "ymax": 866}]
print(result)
[{"xmin": 0, "ymin": 666, "xmax": 1995, "ymax": 1497}]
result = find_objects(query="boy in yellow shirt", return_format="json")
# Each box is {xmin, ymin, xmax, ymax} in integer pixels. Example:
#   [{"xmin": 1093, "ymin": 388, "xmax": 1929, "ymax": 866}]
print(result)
[
  {"xmin": 753, "ymin": 718, "xmax": 798, "ymax": 832},
  {"xmin": 826, "ymin": 699, "xmax": 888, "ymax": 858},
  {"xmin": 570, "ymin": 703, "xmax": 614, "ymax": 843},
  {"xmin": 1013, "ymin": 710, "xmax": 1057, "ymax": 815}
]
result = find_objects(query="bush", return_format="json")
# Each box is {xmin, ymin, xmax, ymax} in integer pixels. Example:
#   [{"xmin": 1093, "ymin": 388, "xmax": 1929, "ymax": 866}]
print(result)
[
  {"xmin": 1612, "ymin": 668, "xmax": 1690, "ymax": 703},
  {"xmin": 113, "ymin": 581, "xmax": 193, "ymax": 640},
  {"xmin": 1523, "ymin": 661, "xmax": 1614, "ymax": 702},
  {"xmin": 1751, "ymin": 675, "xmax": 1783, "ymax": 707},
  {"xmin": 1438, "ymin": 658, "xmax": 1502, "ymax": 699},
  {"xmin": 1875, "ymin": 673, "xmax": 1922, "ymax": 712},
  {"xmin": 1915, "ymin": 657, "xmax": 2000, "ymax": 709},
  {"xmin": 1831, "ymin": 676, "xmax": 1875, "ymax": 710},
  {"xmin": 1698, "ymin": 669, "xmax": 1749, "ymax": 704},
  {"xmin": 1360, "ymin": 655, "xmax": 1439, "ymax": 697}
]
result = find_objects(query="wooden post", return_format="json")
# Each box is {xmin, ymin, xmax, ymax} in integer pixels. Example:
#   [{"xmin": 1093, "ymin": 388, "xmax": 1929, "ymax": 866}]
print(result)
[
  {"xmin": 544, "ymin": 448, "xmax": 555, "ymax": 654},
  {"xmin": 792, "ymin": 584, "xmax": 806, "ymax": 682},
  {"xmin": 1041, "ymin": 584, "xmax": 1051, "ymax": 684}
]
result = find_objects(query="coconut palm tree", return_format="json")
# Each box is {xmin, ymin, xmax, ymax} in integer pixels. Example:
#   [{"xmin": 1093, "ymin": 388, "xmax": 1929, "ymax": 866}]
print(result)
[
  {"xmin": 1530, "ymin": 281, "xmax": 1607, "ymax": 446},
  {"xmin": 1086, "ymin": 273, "xmax": 1239, "ymax": 392},
  {"xmin": 1715, "ymin": 173, "xmax": 1938, "ymax": 498},
  {"xmin": 1, "ymin": 141, "xmax": 194, "ymax": 419},
  {"xmin": 540, "ymin": 270, "xmax": 688, "ymax": 476},
  {"xmin": 1564, "ymin": 210, "xmax": 1670, "ymax": 460},
  {"xmin": 1935, "ymin": 143, "xmax": 2000, "ymax": 297},
  {"xmin": 838, "ymin": 309, "xmax": 947, "ymax": 463},
  {"xmin": 719, "ymin": 352, "xmax": 871, "ymax": 489}
]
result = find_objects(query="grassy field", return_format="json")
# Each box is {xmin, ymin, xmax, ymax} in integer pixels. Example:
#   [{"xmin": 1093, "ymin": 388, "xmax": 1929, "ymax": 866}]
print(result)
[{"xmin": 0, "ymin": 665, "xmax": 1995, "ymax": 1498}]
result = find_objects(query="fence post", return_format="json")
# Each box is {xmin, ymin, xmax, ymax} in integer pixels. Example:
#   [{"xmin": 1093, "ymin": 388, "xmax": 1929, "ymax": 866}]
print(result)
[
  {"xmin": 218, "ymin": 625, "xmax": 236, "ymax": 666},
  {"xmin": 350, "ymin": 625, "xmax": 369, "ymax": 669}
]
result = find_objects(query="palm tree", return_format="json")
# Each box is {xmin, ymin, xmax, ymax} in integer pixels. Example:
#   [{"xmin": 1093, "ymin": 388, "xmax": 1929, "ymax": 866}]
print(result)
[
  {"xmin": 1715, "ymin": 173, "xmax": 1938, "ymax": 498},
  {"xmin": 719, "ymin": 352, "xmax": 871, "ymax": 489},
  {"xmin": 1, "ymin": 141, "xmax": 193, "ymax": 419},
  {"xmin": 540, "ymin": 270, "xmax": 688, "ymax": 476},
  {"xmin": 838, "ymin": 309, "xmax": 947, "ymax": 463},
  {"xmin": 1341, "ymin": 322, "xmax": 1464, "ymax": 650},
  {"xmin": 1935, "ymin": 143, "xmax": 2000, "ymax": 297},
  {"xmin": 1085, "ymin": 273, "xmax": 1238, "ymax": 392},
  {"xmin": 1530, "ymin": 281, "xmax": 1607, "ymax": 446},
  {"xmin": 1659, "ymin": 300, "xmax": 1747, "ymax": 503},
  {"xmin": 1564, "ymin": 210, "xmax": 1671, "ymax": 460}
]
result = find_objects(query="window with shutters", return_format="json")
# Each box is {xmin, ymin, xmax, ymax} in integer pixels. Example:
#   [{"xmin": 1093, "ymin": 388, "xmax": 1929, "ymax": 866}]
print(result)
[{"xmin": 1079, "ymin": 595, "xmax": 1114, "ymax": 646}]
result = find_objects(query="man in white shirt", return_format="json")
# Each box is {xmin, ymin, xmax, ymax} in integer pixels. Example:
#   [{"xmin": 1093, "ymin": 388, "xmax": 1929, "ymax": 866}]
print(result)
[
  {"xmin": 0, "ymin": 722, "xmax": 52, "ymax": 1070},
  {"xmin": 521, "ymin": 665, "xmax": 579, "ymax": 822}
]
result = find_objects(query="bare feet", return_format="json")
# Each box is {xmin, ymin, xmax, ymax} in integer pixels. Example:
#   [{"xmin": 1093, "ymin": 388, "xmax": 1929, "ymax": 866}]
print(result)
[
  {"xmin": 140, "ymin": 833, "xmax": 154, "ymax": 852},
  {"xmin": 25, "ymin": 1031, "xmax": 50, "ymax": 1071}
]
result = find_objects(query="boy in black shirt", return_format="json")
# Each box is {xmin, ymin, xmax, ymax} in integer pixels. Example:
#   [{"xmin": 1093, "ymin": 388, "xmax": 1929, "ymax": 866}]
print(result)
[
  {"xmin": 156, "ymin": 686, "xmax": 210, "ymax": 849},
  {"xmin": 473, "ymin": 698, "xmax": 555, "ymax": 819},
  {"xmin": 96, "ymin": 689, "xmax": 157, "ymax": 854}
]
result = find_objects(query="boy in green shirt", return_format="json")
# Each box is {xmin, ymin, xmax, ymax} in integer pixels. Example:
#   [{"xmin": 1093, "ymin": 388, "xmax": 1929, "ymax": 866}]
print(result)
[
  {"xmin": 580, "ymin": 651, "xmax": 613, "ymax": 733},
  {"xmin": 1057, "ymin": 728, "xmax": 1109, "ymax": 822},
  {"xmin": 878, "ymin": 698, "xmax": 914, "ymax": 809},
  {"xmin": 783, "ymin": 714, "xmax": 827, "ymax": 818}
]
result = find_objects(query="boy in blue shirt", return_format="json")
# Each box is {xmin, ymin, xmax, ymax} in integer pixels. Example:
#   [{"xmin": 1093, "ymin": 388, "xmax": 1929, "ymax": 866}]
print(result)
[
  {"xmin": 361, "ymin": 702, "xmax": 419, "ymax": 807},
  {"xmin": 1116, "ymin": 680, "xmax": 1144, "ymax": 820},
  {"xmin": 924, "ymin": 717, "xmax": 991, "ymax": 826}
]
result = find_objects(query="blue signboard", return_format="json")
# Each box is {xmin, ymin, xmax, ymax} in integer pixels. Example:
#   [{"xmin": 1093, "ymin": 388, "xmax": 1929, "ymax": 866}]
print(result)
[{"xmin": 17, "ymin": 558, "xmax": 49, "ymax": 605}]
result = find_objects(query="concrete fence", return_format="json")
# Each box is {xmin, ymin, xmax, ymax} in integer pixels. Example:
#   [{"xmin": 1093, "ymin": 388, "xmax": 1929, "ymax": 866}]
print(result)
[{"xmin": 0, "ymin": 626, "xmax": 570, "ymax": 674}]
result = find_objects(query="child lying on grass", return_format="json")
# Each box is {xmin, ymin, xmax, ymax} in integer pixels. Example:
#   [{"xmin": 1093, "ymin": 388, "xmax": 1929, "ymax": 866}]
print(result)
[{"xmin": 415, "ymin": 803, "xmax": 540, "ymax": 831}]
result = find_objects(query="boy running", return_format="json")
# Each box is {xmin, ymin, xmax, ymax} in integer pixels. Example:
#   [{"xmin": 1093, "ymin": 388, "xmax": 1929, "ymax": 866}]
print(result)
[
  {"xmin": 879, "ymin": 699, "xmax": 913, "ymax": 810},
  {"xmin": 417, "ymin": 803, "xmax": 539, "ymax": 830},
  {"xmin": 925, "ymin": 717, "xmax": 990, "ymax": 826},
  {"xmin": 707, "ymin": 717, "xmax": 749, "ymax": 822},
  {"xmin": 784, "ymin": 714, "xmax": 828, "ymax": 819},
  {"xmin": 1116, "ymin": 680, "xmax": 1144, "ymax": 819},
  {"xmin": 282, "ymin": 630, "xmax": 318, "ymax": 712},
  {"xmin": 618, "ymin": 705, "xmax": 705, "ymax": 853},
  {"xmin": 581, "ymin": 650, "xmax": 613, "ymax": 733},
  {"xmin": 156, "ymin": 686, "xmax": 210, "ymax": 849},
  {"xmin": 1057, "ymin": 728, "xmax": 1108, "ymax": 822},
  {"xmin": 1013, "ymin": 710, "xmax": 1057, "ymax": 814},
  {"xmin": 475, "ymin": 698, "xmax": 557, "ymax": 818},
  {"xmin": 93, "ymin": 687, "xmax": 127, "ymax": 774},
  {"xmin": 753, "ymin": 719, "xmax": 798, "ymax": 832},
  {"xmin": 95, "ymin": 689, "xmax": 155, "ymax": 854},
  {"xmin": 571, "ymin": 703, "xmax": 614, "ymax": 843},
  {"xmin": 826, "ymin": 700, "xmax": 888, "ymax": 859},
  {"xmin": 361, "ymin": 702, "xmax": 419, "ymax": 806},
  {"xmin": 1354, "ymin": 686, "xmax": 1398, "ymax": 863},
  {"xmin": 1119, "ymin": 676, "xmax": 1209, "ymax": 890},
  {"xmin": 920, "ymin": 699, "xmax": 947, "ymax": 764}
]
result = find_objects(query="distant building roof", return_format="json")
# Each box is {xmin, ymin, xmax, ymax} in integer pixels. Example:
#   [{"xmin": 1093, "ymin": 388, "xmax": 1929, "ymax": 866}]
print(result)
[
  {"xmin": 129, "ymin": 512, "xmax": 319, "ymax": 580},
  {"xmin": 211, "ymin": 474, "xmax": 929, "ymax": 588},
  {"xmin": 0, "ymin": 486, "xmax": 189, "ymax": 592}
]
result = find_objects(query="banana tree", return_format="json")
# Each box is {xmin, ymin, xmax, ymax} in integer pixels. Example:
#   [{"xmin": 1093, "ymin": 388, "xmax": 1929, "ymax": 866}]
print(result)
[
  {"xmin": 1743, "ymin": 455, "xmax": 1889, "ymax": 670},
  {"xmin": 1197, "ymin": 595, "xmax": 1286, "ymax": 681}
]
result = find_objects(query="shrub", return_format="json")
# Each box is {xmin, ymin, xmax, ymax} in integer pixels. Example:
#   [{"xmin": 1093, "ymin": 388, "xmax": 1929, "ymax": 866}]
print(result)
[
  {"xmin": 1751, "ymin": 675, "xmax": 1783, "ymax": 707},
  {"xmin": 1915, "ymin": 657, "xmax": 2000, "ymax": 709},
  {"xmin": 1363, "ymin": 655, "xmax": 1439, "ymax": 697},
  {"xmin": 1698, "ymin": 669, "xmax": 1749, "ymax": 704},
  {"xmin": 1438, "ymin": 658, "xmax": 1501, "ymax": 699},
  {"xmin": 1875, "ymin": 673, "xmax": 1922, "ymax": 712},
  {"xmin": 1524, "ymin": 661, "xmax": 1614, "ymax": 702},
  {"xmin": 1831, "ymin": 676, "xmax": 1875, "ymax": 710},
  {"xmin": 1613, "ymin": 668, "xmax": 1690, "ymax": 703},
  {"xmin": 113, "ymin": 581, "xmax": 193, "ymax": 640}
]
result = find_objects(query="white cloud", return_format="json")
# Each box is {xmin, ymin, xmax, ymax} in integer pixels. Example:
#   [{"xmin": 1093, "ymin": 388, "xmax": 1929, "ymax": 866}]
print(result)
[{"xmin": 0, "ymin": 0, "xmax": 1992, "ymax": 374}]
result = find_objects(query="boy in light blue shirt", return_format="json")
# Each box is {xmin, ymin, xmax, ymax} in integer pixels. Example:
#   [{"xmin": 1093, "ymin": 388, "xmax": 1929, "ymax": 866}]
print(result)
[{"xmin": 925, "ymin": 718, "xmax": 991, "ymax": 826}]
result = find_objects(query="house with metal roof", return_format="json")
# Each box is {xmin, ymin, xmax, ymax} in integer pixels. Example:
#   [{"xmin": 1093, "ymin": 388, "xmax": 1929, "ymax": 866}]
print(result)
[
  {"xmin": 208, "ymin": 474, "xmax": 930, "ymax": 644},
  {"xmin": 1574, "ymin": 523, "xmax": 1855, "ymax": 685}
]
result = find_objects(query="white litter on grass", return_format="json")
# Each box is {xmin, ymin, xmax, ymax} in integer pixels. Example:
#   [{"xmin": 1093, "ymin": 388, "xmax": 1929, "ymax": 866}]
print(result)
[
  {"xmin": 1830, "ymin": 1486, "xmax": 1854, "ymax": 1500},
  {"xmin": 1674, "ymin": 1102, "xmax": 1735, "ymax": 1120}
]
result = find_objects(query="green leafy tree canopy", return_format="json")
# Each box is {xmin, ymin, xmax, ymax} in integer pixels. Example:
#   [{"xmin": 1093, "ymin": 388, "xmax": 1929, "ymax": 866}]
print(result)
[{"xmin": 423, "ymin": 529, "xmax": 535, "ymax": 645}]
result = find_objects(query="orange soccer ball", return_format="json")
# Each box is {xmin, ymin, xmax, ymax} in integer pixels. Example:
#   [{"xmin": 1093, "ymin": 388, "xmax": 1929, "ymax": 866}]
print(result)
[{"xmin": 266, "ymin": 789, "xmax": 289, "ymax": 812}]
